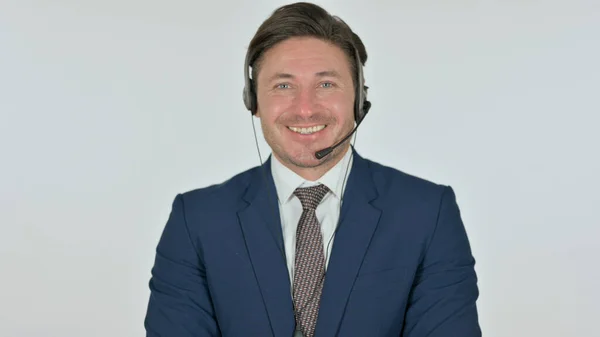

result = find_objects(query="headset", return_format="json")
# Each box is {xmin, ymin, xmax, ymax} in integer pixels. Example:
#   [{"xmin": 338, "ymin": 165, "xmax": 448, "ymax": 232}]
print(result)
[
  {"xmin": 242, "ymin": 43, "xmax": 372, "ymax": 160},
  {"xmin": 243, "ymin": 38, "xmax": 371, "ymax": 336}
]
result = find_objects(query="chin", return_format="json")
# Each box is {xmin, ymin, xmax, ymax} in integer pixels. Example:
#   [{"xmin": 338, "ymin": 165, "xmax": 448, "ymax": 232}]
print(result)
[{"xmin": 278, "ymin": 147, "xmax": 324, "ymax": 168}]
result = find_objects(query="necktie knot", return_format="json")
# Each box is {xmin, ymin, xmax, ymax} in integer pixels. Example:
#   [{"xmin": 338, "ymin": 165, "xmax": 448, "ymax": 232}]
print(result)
[{"xmin": 293, "ymin": 184, "xmax": 330, "ymax": 211}]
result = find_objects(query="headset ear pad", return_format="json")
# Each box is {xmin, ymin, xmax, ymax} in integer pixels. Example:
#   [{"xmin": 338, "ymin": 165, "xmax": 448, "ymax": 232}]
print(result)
[
  {"xmin": 242, "ymin": 85, "xmax": 251, "ymax": 112},
  {"xmin": 243, "ymin": 79, "xmax": 257, "ymax": 115},
  {"xmin": 356, "ymin": 84, "xmax": 371, "ymax": 122}
]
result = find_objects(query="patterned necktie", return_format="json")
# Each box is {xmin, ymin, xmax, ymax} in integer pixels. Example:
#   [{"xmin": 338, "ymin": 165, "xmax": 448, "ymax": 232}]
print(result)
[{"xmin": 292, "ymin": 184, "xmax": 330, "ymax": 337}]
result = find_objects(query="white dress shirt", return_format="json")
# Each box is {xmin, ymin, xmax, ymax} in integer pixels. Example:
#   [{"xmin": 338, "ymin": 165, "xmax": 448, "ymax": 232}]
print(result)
[{"xmin": 270, "ymin": 147, "xmax": 353, "ymax": 337}]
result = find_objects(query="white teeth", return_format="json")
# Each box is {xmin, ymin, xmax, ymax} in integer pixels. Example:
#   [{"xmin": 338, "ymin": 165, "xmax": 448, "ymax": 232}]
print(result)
[{"xmin": 288, "ymin": 125, "xmax": 326, "ymax": 134}]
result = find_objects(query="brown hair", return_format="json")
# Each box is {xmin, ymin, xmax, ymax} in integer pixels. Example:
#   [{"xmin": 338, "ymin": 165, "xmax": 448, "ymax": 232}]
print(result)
[{"xmin": 247, "ymin": 2, "xmax": 367, "ymax": 90}]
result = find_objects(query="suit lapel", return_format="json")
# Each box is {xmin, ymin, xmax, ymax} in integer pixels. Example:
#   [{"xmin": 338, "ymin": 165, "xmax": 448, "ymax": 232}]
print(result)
[
  {"xmin": 315, "ymin": 149, "xmax": 382, "ymax": 337},
  {"xmin": 237, "ymin": 157, "xmax": 295, "ymax": 337}
]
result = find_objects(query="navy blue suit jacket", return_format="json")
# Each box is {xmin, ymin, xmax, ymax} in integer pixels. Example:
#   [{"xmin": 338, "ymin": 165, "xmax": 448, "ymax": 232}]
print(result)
[{"xmin": 144, "ymin": 149, "xmax": 481, "ymax": 336}]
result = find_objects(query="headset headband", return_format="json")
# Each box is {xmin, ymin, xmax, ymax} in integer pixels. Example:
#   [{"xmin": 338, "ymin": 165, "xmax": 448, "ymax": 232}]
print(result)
[{"xmin": 242, "ymin": 40, "xmax": 370, "ymax": 122}]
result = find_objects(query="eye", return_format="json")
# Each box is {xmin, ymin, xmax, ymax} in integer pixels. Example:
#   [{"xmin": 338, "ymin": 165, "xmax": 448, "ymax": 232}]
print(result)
[
  {"xmin": 320, "ymin": 82, "xmax": 334, "ymax": 88},
  {"xmin": 276, "ymin": 83, "xmax": 290, "ymax": 89}
]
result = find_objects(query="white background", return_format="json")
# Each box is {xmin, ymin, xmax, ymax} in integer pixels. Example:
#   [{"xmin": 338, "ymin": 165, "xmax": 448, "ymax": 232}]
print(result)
[{"xmin": 1, "ymin": 0, "xmax": 599, "ymax": 336}]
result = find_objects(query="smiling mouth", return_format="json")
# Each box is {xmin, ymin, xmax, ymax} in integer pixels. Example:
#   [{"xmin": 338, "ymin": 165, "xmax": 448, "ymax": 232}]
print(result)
[{"xmin": 287, "ymin": 125, "xmax": 327, "ymax": 135}]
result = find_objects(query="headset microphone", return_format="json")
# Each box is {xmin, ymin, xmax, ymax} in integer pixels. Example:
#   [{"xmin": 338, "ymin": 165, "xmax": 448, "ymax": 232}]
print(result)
[{"xmin": 314, "ymin": 101, "xmax": 371, "ymax": 160}]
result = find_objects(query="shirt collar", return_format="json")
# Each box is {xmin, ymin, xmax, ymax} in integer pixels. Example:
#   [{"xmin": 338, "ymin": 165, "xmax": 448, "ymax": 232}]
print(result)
[{"xmin": 271, "ymin": 147, "xmax": 354, "ymax": 204}]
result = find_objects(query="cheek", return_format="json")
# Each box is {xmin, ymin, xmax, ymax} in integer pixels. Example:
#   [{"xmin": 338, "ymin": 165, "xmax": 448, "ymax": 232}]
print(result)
[
  {"xmin": 258, "ymin": 96, "xmax": 291, "ymax": 124},
  {"xmin": 328, "ymin": 96, "xmax": 355, "ymax": 123}
]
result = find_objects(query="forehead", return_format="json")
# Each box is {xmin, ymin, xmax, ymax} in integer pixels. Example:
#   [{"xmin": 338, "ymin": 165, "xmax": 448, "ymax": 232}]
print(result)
[{"xmin": 256, "ymin": 37, "xmax": 353, "ymax": 79}]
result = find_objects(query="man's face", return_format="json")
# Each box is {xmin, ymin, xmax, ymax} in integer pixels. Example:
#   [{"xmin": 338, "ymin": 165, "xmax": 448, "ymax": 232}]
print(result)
[{"xmin": 255, "ymin": 37, "xmax": 355, "ymax": 176}]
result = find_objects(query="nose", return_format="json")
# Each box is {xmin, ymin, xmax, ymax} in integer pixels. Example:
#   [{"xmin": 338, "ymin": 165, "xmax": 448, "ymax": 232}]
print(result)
[{"xmin": 294, "ymin": 86, "xmax": 317, "ymax": 118}]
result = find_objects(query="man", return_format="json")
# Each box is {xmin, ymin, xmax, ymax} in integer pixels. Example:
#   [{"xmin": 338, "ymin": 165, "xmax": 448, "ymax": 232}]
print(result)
[{"xmin": 144, "ymin": 2, "xmax": 481, "ymax": 337}]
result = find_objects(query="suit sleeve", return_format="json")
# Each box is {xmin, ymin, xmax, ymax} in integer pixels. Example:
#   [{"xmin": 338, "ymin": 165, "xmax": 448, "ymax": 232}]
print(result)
[
  {"xmin": 402, "ymin": 186, "xmax": 482, "ymax": 337},
  {"xmin": 144, "ymin": 194, "xmax": 221, "ymax": 336}
]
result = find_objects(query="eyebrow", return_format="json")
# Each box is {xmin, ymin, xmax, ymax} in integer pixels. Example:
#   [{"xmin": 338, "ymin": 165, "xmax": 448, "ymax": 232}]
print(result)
[
  {"xmin": 315, "ymin": 70, "xmax": 341, "ymax": 78},
  {"xmin": 267, "ymin": 70, "xmax": 342, "ymax": 83},
  {"xmin": 268, "ymin": 72, "xmax": 294, "ymax": 83}
]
